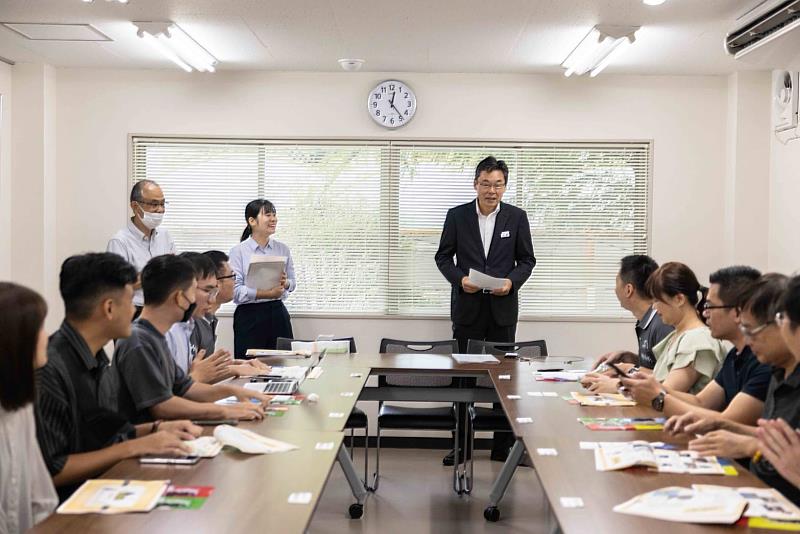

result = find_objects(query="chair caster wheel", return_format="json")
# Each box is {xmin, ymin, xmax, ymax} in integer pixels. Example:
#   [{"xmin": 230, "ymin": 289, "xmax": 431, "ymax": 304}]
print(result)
[
  {"xmin": 348, "ymin": 503, "xmax": 364, "ymax": 519},
  {"xmin": 484, "ymin": 506, "xmax": 500, "ymax": 522}
]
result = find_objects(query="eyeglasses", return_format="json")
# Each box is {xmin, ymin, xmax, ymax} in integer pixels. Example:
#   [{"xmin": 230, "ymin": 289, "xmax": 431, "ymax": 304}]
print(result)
[
  {"xmin": 477, "ymin": 182, "xmax": 506, "ymax": 191},
  {"xmin": 136, "ymin": 200, "xmax": 169, "ymax": 209},
  {"xmin": 776, "ymin": 311, "xmax": 789, "ymax": 327},
  {"xmin": 217, "ymin": 274, "xmax": 235, "ymax": 281},
  {"xmin": 702, "ymin": 303, "xmax": 736, "ymax": 311},
  {"xmin": 198, "ymin": 286, "xmax": 220, "ymax": 299},
  {"xmin": 739, "ymin": 321, "xmax": 775, "ymax": 337}
]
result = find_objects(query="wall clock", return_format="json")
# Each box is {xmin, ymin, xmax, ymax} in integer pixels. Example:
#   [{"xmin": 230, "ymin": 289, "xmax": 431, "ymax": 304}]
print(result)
[{"xmin": 367, "ymin": 80, "xmax": 417, "ymax": 129}]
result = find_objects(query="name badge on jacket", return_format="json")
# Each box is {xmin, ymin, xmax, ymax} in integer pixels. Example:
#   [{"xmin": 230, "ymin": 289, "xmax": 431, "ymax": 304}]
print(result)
[{"xmin": 501, "ymin": 231, "xmax": 510, "ymax": 238}]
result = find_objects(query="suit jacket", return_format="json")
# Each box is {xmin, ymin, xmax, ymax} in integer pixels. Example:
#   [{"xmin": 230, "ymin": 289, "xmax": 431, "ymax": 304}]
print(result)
[{"xmin": 435, "ymin": 200, "xmax": 536, "ymax": 327}]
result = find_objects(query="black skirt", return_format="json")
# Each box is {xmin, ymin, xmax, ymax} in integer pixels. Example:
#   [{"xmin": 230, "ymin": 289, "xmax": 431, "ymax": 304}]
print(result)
[{"xmin": 233, "ymin": 300, "xmax": 293, "ymax": 358}]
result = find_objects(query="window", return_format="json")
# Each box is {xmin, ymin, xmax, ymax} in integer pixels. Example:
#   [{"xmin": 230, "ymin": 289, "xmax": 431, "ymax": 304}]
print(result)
[{"xmin": 132, "ymin": 138, "xmax": 650, "ymax": 319}]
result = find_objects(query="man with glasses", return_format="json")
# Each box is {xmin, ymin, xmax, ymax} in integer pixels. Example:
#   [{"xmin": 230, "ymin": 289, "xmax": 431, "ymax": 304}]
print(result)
[
  {"xmin": 435, "ymin": 156, "xmax": 536, "ymax": 463},
  {"xmin": 622, "ymin": 266, "xmax": 770, "ymax": 426},
  {"xmin": 166, "ymin": 253, "xmax": 232, "ymax": 384},
  {"xmin": 107, "ymin": 180, "xmax": 176, "ymax": 318}
]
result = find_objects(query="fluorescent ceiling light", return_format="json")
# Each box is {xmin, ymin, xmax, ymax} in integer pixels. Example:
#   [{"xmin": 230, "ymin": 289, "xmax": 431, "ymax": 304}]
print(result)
[
  {"xmin": 134, "ymin": 21, "xmax": 217, "ymax": 72},
  {"xmin": 643, "ymin": 0, "xmax": 666, "ymax": 5},
  {"xmin": 561, "ymin": 25, "xmax": 639, "ymax": 77}
]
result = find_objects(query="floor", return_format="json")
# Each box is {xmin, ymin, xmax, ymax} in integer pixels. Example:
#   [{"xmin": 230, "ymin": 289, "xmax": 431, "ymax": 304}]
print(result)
[{"xmin": 309, "ymin": 448, "xmax": 553, "ymax": 534}]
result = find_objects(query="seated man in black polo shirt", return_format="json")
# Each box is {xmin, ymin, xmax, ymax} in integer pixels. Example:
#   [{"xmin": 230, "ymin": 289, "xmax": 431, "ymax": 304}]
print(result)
[
  {"xmin": 583, "ymin": 255, "xmax": 673, "ymax": 392},
  {"xmin": 756, "ymin": 275, "xmax": 800, "ymax": 503},
  {"xmin": 35, "ymin": 253, "xmax": 201, "ymax": 500},
  {"xmin": 622, "ymin": 266, "xmax": 770, "ymax": 424},
  {"xmin": 114, "ymin": 254, "xmax": 270, "ymax": 423},
  {"xmin": 665, "ymin": 274, "xmax": 800, "ymax": 505}
]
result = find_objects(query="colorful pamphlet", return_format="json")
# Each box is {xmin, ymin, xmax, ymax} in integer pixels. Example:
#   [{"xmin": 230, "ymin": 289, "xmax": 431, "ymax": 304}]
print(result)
[
  {"xmin": 57, "ymin": 479, "xmax": 169, "ymax": 515},
  {"xmin": 577, "ymin": 417, "xmax": 665, "ymax": 431},
  {"xmin": 694, "ymin": 485, "xmax": 800, "ymax": 522},
  {"xmin": 570, "ymin": 392, "xmax": 636, "ymax": 407},
  {"xmin": 157, "ymin": 485, "xmax": 214, "ymax": 511},
  {"xmin": 614, "ymin": 486, "xmax": 747, "ymax": 524},
  {"xmin": 593, "ymin": 441, "xmax": 735, "ymax": 475}
]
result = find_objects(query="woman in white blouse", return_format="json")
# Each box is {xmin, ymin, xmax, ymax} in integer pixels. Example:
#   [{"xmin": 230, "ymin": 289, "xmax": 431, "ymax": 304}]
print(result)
[{"xmin": 0, "ymin": 282, "xmax": 58, "ymax": 533}]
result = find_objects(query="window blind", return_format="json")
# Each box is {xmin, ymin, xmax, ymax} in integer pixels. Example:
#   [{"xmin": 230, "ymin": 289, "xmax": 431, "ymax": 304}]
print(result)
[{"xmin": 131, "ymin": 137, "xmax": 650, "ymax": 319}]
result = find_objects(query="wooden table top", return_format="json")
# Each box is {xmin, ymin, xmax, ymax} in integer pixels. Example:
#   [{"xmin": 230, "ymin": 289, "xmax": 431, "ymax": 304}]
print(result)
[
  {"xmin": 30, "ymin": 429, "xmax": 344, "ymax": 534},
  {"xmin": 490, "ymin": 362, "xmax": 776, "ymax": 534}
]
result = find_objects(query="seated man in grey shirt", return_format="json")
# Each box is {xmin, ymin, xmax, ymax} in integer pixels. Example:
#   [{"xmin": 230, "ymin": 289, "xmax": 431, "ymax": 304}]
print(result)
[
  {"xmin": 114, "ymin": 255, "xmax": 271, "ymax": 424},
  {"xmin": 107, "ymin": 180, "xmax": 176, "ymax": 314}
]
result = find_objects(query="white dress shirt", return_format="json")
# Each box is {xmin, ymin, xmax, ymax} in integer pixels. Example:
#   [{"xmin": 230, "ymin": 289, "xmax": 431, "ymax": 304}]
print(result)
[
  {"xmin": 107, "ymin": 219, "xmax": 176, "ymax": 306},
  {"xmin": 229, "ymin": 237, "xmax": 296, "ymax": 306},
  {"xmin": 165, "ymin": 318, "xmax": 197, "ymax": 375},
  {"xmin": 475, "ymin": 199, "xmax": 500, "ymax": 258}
]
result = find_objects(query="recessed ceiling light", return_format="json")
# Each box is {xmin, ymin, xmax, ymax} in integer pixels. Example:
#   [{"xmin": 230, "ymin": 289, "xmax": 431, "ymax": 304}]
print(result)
[
  {"xmin": 338, "ymin": 58, "xmax": 364, "ymax": 72},
  {"xmin": 1, "ymin": 22, "xmax": 112, "ymax": 41},
  {"xmin": 643, "ymin": 0, "xmax": 666, "ymax": 5}
]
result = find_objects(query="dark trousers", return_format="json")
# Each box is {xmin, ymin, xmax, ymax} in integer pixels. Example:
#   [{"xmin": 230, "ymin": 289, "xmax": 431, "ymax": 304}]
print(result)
[
  {"xmin": 453, "ymin": 293, "xmax": 516, "ymax": 456},
  {"xmin": 233, "ymin": 301, "xmax": 293, "ymax": 359}
]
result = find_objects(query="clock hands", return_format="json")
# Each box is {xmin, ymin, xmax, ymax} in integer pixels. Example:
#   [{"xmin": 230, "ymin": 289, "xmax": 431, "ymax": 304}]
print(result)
[{"xmin": 389, "ymin": 92, "xmax": 403, "ymax": 117}]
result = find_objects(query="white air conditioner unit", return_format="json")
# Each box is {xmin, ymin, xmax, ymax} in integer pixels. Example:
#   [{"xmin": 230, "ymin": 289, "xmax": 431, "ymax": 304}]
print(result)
[
  {"xmin": 773, "ymin": 70, "xmax": 799, "ymax": 132},
  {"xmin": 726, "ymin": 0, "xmax": 800, "ymax": 69}
]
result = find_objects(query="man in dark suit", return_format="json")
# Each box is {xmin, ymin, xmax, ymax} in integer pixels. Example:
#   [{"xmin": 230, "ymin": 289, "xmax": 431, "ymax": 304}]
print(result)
[{"xmin": 435, "ymin": 156, "xmax": 536, "ymax": 462}]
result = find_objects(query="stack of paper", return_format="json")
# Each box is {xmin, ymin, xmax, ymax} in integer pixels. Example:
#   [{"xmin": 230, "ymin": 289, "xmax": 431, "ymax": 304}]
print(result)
[
  {"xmin": 57, "ymin": 480, "xmax": 169, "ymax": 515},
  {"xmin": 534, "ymin": 370, "xmax": 587, "ymax": 382},
  {"xmin": 245, "ymin": 349, "xmax": 312, "ymax": 358},
  {"xmin": 467, "ymin": 268, "xmax": 506, "ymax": 290},
  {"xmin": 614, "ymin": 486, "xmax": 747, "ymax": 524},
  {"xmin": 291, "ymin": 340, "xmax": 350, "ymax": 354},
  {"xmin": 570, "ymin": 392, "xmax": 636, "ymax": 406},
  {"xmin": 451, "ymin": 354, "xmax": 500, "ymax": 364},
  {"xmin": 245, "ymin": 256, "xmax": 286, "ymax": 290},
  {"xmin": 213, "ymin": 425, "xmax": 298, "ymax": 454},
  {"xmin": 270, "ymin": 365, "xmax": 310, "ymax": 382},
  {"xmin": 593, "ymin": 441, "xmax": 731, "ymax": 475}
]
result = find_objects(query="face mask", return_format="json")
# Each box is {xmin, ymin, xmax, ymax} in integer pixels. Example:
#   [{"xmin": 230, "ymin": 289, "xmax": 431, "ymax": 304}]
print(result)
[
  {"xmin": 178, "ymin": 293, "xmax": 197, "ymax": 323},
  {"xmin": 136, "ymin": 204, "xmax": 164, "ymax": 230}
]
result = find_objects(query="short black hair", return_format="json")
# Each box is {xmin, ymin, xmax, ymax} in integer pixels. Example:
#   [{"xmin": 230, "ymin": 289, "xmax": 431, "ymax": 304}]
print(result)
[
  {"xmin": 778, "ymin": 275, "xmax": 800, "ymax": 330},
  {"xmin": 709, "ymin": 265, "xmax": 761, "ymax": 307},
  {"xmin": 619, "ymin": 255, "xmax": 659, "ymax": 298},
  {"xmin": 141, "ymin": 255, "xmax": 196, "ymax": 306},
  {"xmin": 130, "ymin": 179, "xmax": 158, "ymax": 202},
  {"xmin": 0, "ymin": 282, "xmax": 46, "ymax": 411},
  {"xmin": 178, "ymin": 252, "xmax": 217, "ymax": 280},
  {"xmin": 203, "ymin": 250, "xmax": 229, "ymax": 277},
  {"xmin": 474, "ymin": 156, "xmax": 509, "ymax": 184},
  {"xmin": 60, "ymin": 253, "xmax": 137, "ymax": 320},
  {"xmin": 739, "ymin": 273, "xmax": 789, "ymax": 324}
]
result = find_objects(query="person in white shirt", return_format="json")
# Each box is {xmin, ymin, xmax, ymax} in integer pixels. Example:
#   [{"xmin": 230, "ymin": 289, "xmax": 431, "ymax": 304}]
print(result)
[
  {"xmin": 0, "ymin": 282, "xmax": 58, "ymax": 533},
  {"xmin": 107, "ymin": 180, "xmax": 176, "ymax": 316}
]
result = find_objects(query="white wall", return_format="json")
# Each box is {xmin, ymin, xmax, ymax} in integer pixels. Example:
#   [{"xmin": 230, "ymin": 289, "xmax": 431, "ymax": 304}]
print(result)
[
  {"xmin": 769, "ymin": 133, "xmax": 800, "ymax": 273},
  {"xmin": 0, "ymin": 62, "xmax": 11, "ymax": 279},
  {"xmin": 36, "ymin": 69, "xmax": 732, "ymax": 355}
]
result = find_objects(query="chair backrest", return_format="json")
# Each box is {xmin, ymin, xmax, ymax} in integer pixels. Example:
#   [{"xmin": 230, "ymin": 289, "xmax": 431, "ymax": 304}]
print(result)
[
  {"xmin": 467, "ymin": 339, "xmax": 548, "ymax": 387},
  {"xmin": 466, "ymin": 339, "xmax": 548, "ymax": 358},
  {"xmin": 379, "ymin": 338, "xmax": 458, "ymax": 387},
  {"xmin": 275, "ymin": 337, "xmax": 357, "ymax": 353}
]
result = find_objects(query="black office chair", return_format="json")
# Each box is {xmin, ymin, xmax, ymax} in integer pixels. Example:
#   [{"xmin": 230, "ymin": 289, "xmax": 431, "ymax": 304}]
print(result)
[
  {"xmin": 275, "ymin": 336, "xmax": 357, "ymax": 354},
  {"xmin": 373, "ymin": 338, "xmax": 462, "ymax": 493},
  {"xmin": 275, "ymin": 336, "xmax": 368, "ymax": 488},
  {"xmin": 464, "ymin": 339, "xmax": 548, "ymax": 493}
]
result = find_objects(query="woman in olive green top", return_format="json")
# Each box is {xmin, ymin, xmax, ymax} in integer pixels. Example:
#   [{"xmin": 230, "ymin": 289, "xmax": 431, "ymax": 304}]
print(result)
[{"xmin": 623, "ymin": 262, "xmax": 727, "ymax": 405}]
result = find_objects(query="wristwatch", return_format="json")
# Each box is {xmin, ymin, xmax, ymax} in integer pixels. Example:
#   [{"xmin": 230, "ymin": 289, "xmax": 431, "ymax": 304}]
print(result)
[{"xmin": 651, "ymin": 390, "xmax": 667, "ymax": 412}]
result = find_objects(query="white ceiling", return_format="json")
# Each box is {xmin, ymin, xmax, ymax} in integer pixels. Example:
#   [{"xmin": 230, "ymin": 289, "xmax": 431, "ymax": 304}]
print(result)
[{"xmin": 0, "ymin": 0, "xmax": 763, "ymax": 74}]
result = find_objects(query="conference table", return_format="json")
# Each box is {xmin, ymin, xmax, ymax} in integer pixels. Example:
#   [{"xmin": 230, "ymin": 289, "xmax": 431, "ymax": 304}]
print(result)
[{"xmin": 32, "ymin": 351, "xmax": 786, "ymax": 533}]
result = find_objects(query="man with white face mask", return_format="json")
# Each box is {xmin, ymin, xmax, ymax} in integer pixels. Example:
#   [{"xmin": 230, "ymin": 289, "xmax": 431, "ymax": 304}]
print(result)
[{"xmin": 107, "ymin": 180, "xmax": 176, "ymax": 317}]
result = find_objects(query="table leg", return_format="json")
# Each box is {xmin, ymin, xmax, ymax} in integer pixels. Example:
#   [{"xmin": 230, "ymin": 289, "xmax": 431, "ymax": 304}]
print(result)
[
  {"xmin": 484, "ymin": 438, "xmax": 525, "ymax": 522},
  {"xmin": 338, "ymin": 444, "xmax": 368, "ymax": 519}
]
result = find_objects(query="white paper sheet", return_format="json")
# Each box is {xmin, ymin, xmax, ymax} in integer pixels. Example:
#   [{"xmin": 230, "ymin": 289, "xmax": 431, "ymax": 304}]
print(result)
[
  {"xmin": 245, "ymin": 255, "xmax": 286, "ymax": 290},
  {"xmin": 451, "ymin": 353, "xmax": 500, "ymax": 364},
  {"xmin": 468, "ymin": 268, "xmax": 506, "ymax": 290}
]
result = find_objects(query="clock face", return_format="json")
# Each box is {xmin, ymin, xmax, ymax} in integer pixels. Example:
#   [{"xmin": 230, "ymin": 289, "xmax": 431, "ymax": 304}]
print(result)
[{"xmin": 367, "ymin": 80, "xmax": 417, "ymax": 129}]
